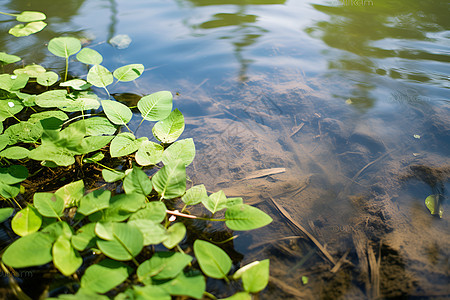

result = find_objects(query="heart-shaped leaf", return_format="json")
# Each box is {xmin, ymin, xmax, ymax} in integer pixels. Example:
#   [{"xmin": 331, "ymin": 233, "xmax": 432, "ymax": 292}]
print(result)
[
  {"xmin": 162, "ymin": 222, "xmax": 186, "ymax": 249},
  {"xmin": 135, "ymin": 140, "xmax": 164, "ymax": 166},
  {"xmin": 48, "ymin": 37, "xmax": 81, "ymax": 58},
  {"xmin": 137, "ymin": 91, "xmax": 172, "ymax": 122},
  {"xmin": 33, "ymin": 192, "xmax": 65, "ymax": 218},
  {"xmin": 37, "ymin": 71, "xmax": 59, "ymax": 86},
  {"xmin": 123, "ymin": 166, "xmax": 152, "ymax": 195},
  {"xmin": 9, "ymin": 21, "xmax": 47, "ymax": 37},
  {"xmin": 101, "ymin": 100, "xmax": 132, "ymax": 126},
  {"xmin": 81, "ymin": 259, "xmax": 132, "ymax": 294},
  {"xmin": 110, "ymin": 132, "xmax": 141, "ymax": 157},
  {"xmin": 87, "ymin": 65, "xmax": 113, "ymax": 88},
  {"xmin": 182, "ymin": 184, "xmax": 208, "ymax": 206},
  {"xmin": 78, "ymin": 189, "xmax": 111, "ymax": 216}
]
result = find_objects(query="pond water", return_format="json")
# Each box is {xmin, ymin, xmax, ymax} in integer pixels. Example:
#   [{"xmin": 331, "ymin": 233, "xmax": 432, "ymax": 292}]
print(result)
[{"xmin": 1, "ymin": 0, "xmax": 449, "ymax": 299}]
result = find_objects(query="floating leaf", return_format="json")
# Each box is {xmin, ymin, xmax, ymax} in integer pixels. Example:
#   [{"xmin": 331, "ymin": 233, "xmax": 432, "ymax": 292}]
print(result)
[
  {"xmin": 113, "ymin": 64, "xmax": 144, "ymax": 82},
  {"xmin": 0, "ymin": 146, "xmax": 30, "ymax": 159},
  {"xmin": 119, "ymin": 286, "xmax": 171, "ymax": 300},
  {"xmin": 0, "ymin": 98, "xmax": 23, "ymax": 121},
  {"xmin": 109, "ymin": 34, "xmax": 132, "ymax": 49},
  {"xmin": 137, "ymin": 252, "xmax": 192, "ymax": 281},
  {"xmin": 4, "ymin": 121, "xmax": 42, "ymax": 144},
  {"xmin": 94, "ymin": 193, "xmax": 146, "ymax": 222},
  {"xmin": 152, "ymin": 160, "xmax": 186, "ymax": 199},
  {"xmin": 0, "ymin": 52, "xmax": 21, "ymax": 65},
  {"xmin": 425, "ymin": 194, "xmax": 443, "ymax": 218},
  {"xmin": 220, "ymin": 292, "xmax": 251, "ymax": 300},
  {"xmin": 138, "ymin": 91, "xmax": 173, "ymax": 122},
  {"xmin": 68, "ymin": 117, "xmax": 117, "ymax": 136},
  {"xmin": 0, "ymin": 207, "xmax": 14, "ymax": 223},
  {"xmin": 16, "ymin": 11, "xmax": 46, "ymax": 22},
  {"xmin": 128, "ymin": 219, "xmax": 167, "ymax": 245},
  {"xmin": 81, "ymin": 259, "xmax": 132, "ymax": 294},
  {"xmin": 48, "ymin": 37, "xmax": 81, "ymax": 58},
  {"xmin": 53, "ymin": 235, "xmax": 83, "ymax": 276},
  {"xmin": 13, "ymin": 64, "xmax": 46, "ymax": 77},
  {"xmin": 78, "ymin": 189, "xmax": 111, "ymax": 216},
  {"xmin": 202, "ymin": 190, "xmax": 228, "ymax": 214},
  {"xmin": 156, "ymin": 271, "xmax": 205, "ymax": 299},
  {"xmin": 0, "ymin": 165, "xmax": 28, "ymax": 198},
  {"xmin": 60, "ymin": 79, "xmax": 91, "ymax": 90},
  {"xmin": 36, "ymin": 90, "xmax": 100, "ymax": 112},
  {"xmin": 102, "ymin": 169, "xmax": 125, "ymax": 182},
  {"xmin": 182, "ymin": 184, "xmax": 208, "ymax": 206},
  {"xmin": 76, "ymin": 48, "xmax": 103, "ymax": 65},
  {"xmin": 152, "ymin": 109, "xmax": 185, "ymax": 143},
  {"xmin": 87, "ymin": 65, "xmax": 113, "ymax": 88},
  {"xmin": 28, "ymin": 110, "xmax": 68, "ymax": 124},
  {"xmin": 55, "ymin": 180, "xmax": 84, "ymax": 208},
  {"xmin": 37, "ymin": 71, "xmax": 59, "ymax": 86},
  {"xmin": 129, "ymin": 201, "xmax": 167, "ymax": 223},
  {"xmin": 123, "ymin": 166, "xmax": 152, "ymax": 195},
  {"xmin": 135, "ymin": 140, "xmax": 164, "ymax": 166},
  {"xmin": 0, "ymin": 74, "xmax": 29, "ymax": 91},
  {"xmin": 9, "ymin": 21, "xmax": 47, "ymax": 37},
  {"xmin": 193, "ymin": 240, "xmax": 231, "ymax": 279},
  {"xmin": 162, "ymin": 138, "xmax": 195, "ymax": 167},
  {"xmin": 234, "ymin": 259, "xmax": 269, "ymax": 293},
  {"xmin": 101, "ymin": 100, "xmax": 132, "ymax": 126},
  {"xmin": 11, "ymin": 205, "xmax": 42, "ymax": 236},
  {"xmin": 110, "ymin": 132, "xmax": 140, "ymax": 157},
  {"xmin": 71, "ymin": 223, "xmax": 97, "ymax": 251},
  {"xmin": 33, "ymin": 192, "xmax": 65, "ymax": 218},
  {"xmin": 162, "ymin": 222, "xmax": 186, "ymax": 249},
  {"xmin": 225, "ymin": 204, "xmax": 272, "ymax": 231}
]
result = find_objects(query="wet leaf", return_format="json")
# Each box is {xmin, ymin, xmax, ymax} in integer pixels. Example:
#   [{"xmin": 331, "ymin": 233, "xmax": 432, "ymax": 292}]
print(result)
[
  {"xmin": 13, "ymin": 64, "xmax": 46, "ymax": 77},
  {"xmin": 16, "ymin": 11, "xmax": 46, "ymax": 22},
  {"xmin": 60, "ymin": 79, "xmax": 91, "ymax": 90},
  {"xmin": 137, "ymin": 252, "xmax": 192, "ymax": 281},
  {"xmin": 87, "ymin": 65, "xmax": 113, "ymax": 88},
  {"xmin": 152, "ymin": 109, "xmax": 185, "ymax": 143},
  {"xmin": 123, "ymin": 166, "xmax": 152, "ymax": 195},
  {"xmin": 81, "ymin": 259, "xmax": 132, "ymax": 294},
  {"xmin": 55, "ymin": 180, "xmax": 84, "ymax": 208},
  {"xmin": 234, "ymin": 259, "xmax": 269, "ymax": 293},
  {"xmin": 0, "ymin": 52, "xmax": 21, "ymax": 65},
  {"xmin": 137, "ymin": 91, "xmax": 173, "ymax": 122},
  {"xmin": 113, "ymin": 64, "xmax": 144, "ymax": 82},
  {"xmin": 9, "ymin": 21, "xmax": 47, "ymax": 37},
  {"xmin": 78, "ymin": 189, "xmax": 111, "ymax": 216},
  {"xmin": 163, "ymin": 222, "xmax": 186, "ymax": 249},
  {"xmin": 0, "ymin": 98, "xmax": 23, "ymax": 121},
  {"xmin": 53, "ymin": 235, "xmax": 82, "ymax": 276},
  {"xmin": 76, "ymin": 48, "xmax": 103, "ymax": 65},
  {"xmin": 33, "ymin": 192, "xmax": 65, "ymax": 218},
  {"xmin": 225, "ymin": 204, "xmax": 272, "ymax": 231},
  {"xmin": 48, "ymin": 37, "xmax": 81, "ymax": 58},
  {"xmin": 37, "ymin": 71, "xmax": 59, "ymax": 86},
  {"xmin": 182, "ymin": 184, "xmax": 208, "ymax": 206},
  {"xmin": 152, "ymin": 159, "xmax": 186, "ymax": 199},
  {"xmin": 194, "ymin": 240, "xmax": 231, "ymax": 279},
  {"xmin": 36, "ymin": 90, "xmax": 100, "ymax": 112},
  {"xmin": 162, "ymin": 138, "xmax": 195, "ymax": 167},
  {"xmin": 128, "ymin": 219, "xmax": 167, "ymax": 245},
  {"xmin": 11, "ymin": 205, "xmax": 42, "ymax": 236},
  {"xmin": 135, "ymin": 140, "xmax": 164, "ymax": 166},
  {"xmin": 101, "ymin": 100, "xmax": 132, "ymax": 126},
  {"xmin": 425, "ymin": 194, "xmax": 443, "ymax": 218},
  {"xmin": 0, "ymin": 74, "xmax": 29, "ymax": 91}
]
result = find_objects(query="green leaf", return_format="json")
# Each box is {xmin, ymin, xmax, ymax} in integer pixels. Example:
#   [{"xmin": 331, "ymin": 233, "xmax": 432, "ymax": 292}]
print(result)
[
  {"xmin": 0, "ymin": 165, "xmax": 28, "ymax": 185},
  {"xmin": 0, "ymin": 99, "xmax": 23, "ymax": 121},
  {"xmin": 0, "ymin": 135, "xmax": 8, "ymax": 151},
  {"xmin": 60, "ymin": 79, "xmax": 91, "ymax": 90},
  {"xmin": 162, "ymin": 222, "xmax": 186, "ymax": 249},
  {"xmin": 55, "ymin": 180, "xmax": 85, "ymax": 208},
  {"xmin": 4, "ymin": 121, "xmax": 42, "ymax": 144},
  {"xmin": 11, "ymin": 205, "xmax": 42, "ymax": 236},
  {"xmin": 129, "ymin": 201, "xmax": 167, "ymax": 223},
  {"xmin": 37, "ymin": 71, "xmax": 59, "ymax": 86},
  {"xmin": 202, "ymin": 190, "xmax": 228, "ymax": 214},
  {"xmin": 68, "ymin": 117, "xmax": 117, "ymax": 136},
  {"xmin": 87, "ymin": 65, "xmax": 113, "ymax": 88},
  {"xmin": 120, "ymin": 286, "xmax": 171, "ymax": 300},
  {"xmin": 182, "ymin": 184, "xmax": 208, "ymax": 206},
  {"xmin": 33, "ymin": 192, "xmax": 65, "ymax": 218},
  {"xmin": 35, "ymin": 90, "xmax": 100, "ymax": 112},
  {"xmin": 29, "ymin": 111, "xmax": 68, "ymax": 124},
  {"xmin": 225, "ymin": 204, "xmax": 272, "ymax": 231},
  {"xmin": 79, "ymin": 135, "xmax": 114, "ymax": 154},
  {"xmin": 234, "ymin": 259, "xmax": 270, "ymax": 293},
  {"xmin": 0, "ymin": 146, "xmax": 29, "ymax": 159},
  {"xmin": 53, "ymin": 235, "xmax": 83, "ymax": 276},
  {"xmin": 41, "ymin": 220, "xmax": 73, "ymax": 241},
  {"xmin": 193, "ymin": 240, "xmax": 232, "ymax": 279},
  {"xmin": 128, "ymin": 219, "xmax": 167, "ymax": 245},
  {"xmin": 0, "ymin": 74, "xmax": 29, "ymax": 91},
  {"xmin": 16, "ymin": 11, "xmax": 46, "ymax": 22},
  {"xmin": 48, "ymin": 37, "xmax": 81, "ymax": 58},
  {"xmin": 152, "ymin": 160, "xmax": 186, "ymax": 199},
  {"xmin": 102, "ymin": 169, "xmax": 125, "ymax": 182},
  {"xmin": 76, "ymin": 48, "xmax": 103, "ymax": 65},
  {"xmin": 220, "ymin": 292, "xmax": 251, "ymax": 300},
  {"xmin": 152, "ymin": 109, "xmax": 185, "ymax": 143},
  {"xmin": 162, "ymin": 138, "xmax": 195, "ymax": 167},
  {"xmin": 156, "ymin": 271, "xmax": 205, "ymax": 299},
  {"xmin": 137, "ymin": 91, "xmax": 173, "ymax": 122},
  {"xmin": 78, "ymin": 189, "xmax": 111, "ymax": 216},
  {"xmin": 2, "ymin": 231, "xmax": 53, "ymax": 268},
  {"xmin": 13, "ymin": 64, "xmax": 46, "ymax": 77},
  {"xmin": 101, "ymin": 100, "xmax": 132, "ymax": 126},
  {"xmin": 71, "ymin": 223, "xmax": 97, "ymax": 251},
  {"xmin": 110, "ymin": 132, "xmax": 140, "ymax": 157},
  {"xmin": 123, "ymin": 166, "xmax": 152, "ymax": 195},
  {"xmin": 0, "ymin": 52, "xmax": 21, "ymax": 65},
  {"xmin": 9, "ymin": 21, "xmax": 47, "ymax": 37},
  {"xmin": 0, "ymin": 207, "xmax": 14, "ymax": 222},
  {"xmin": 113, "ymin": 64, "xmax": 144, "ymax": 82},
  {"xmin": 81, "ymin": 259, "xmax": 132, "ymax": 294},
  {"xmin": 96, "ymin": 222, "xmax": 144, "ymax": 261},
  {"xmin": 135, "ymin": 140, "xmax": 164, "ymax": 166},
  {"xmin": 137, "ymin": 252, "xmax": 192, "ymax": 281},
  {"xmin": 83, "ymin": 152, "xmax": 105, "ymax": 163},
  {"xmin": 94, "ymin": 193, "xmax": 146, "ymax": 222},
  {"xmin": 425, "ymin": 194, "xmax": 443, "ymax": 218}
]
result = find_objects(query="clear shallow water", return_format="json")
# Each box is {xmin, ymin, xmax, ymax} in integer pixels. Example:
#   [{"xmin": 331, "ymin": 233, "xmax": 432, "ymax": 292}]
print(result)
[{"xmin": 1, "ymin": 0, "xmax": 449, "ymax": 298}]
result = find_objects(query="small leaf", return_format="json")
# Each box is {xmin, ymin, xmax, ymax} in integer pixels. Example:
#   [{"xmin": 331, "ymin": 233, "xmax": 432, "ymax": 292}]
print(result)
[
  {"xmin": 113, "ymin": 64, "xmax": 144, "ymax": 82},
  {"xmin": 0, "ymin": 207, "xmax": 14, "ymax": 222},
  {"xmin": 102, "ymin": 169, "xmax": 125, "ymax": 182},
  {"xmin": 78, "ymin": 189, "xmax": 111, "ymax": 216},
  {"xmin": 101, "ymin": 100, "xmax": 132, "ymax": 126},
  {"xmin": 135, "ymin": 140, "xmax": 164, "ymax": 166},
  {"xmin": 87, "ymin": 65, "xmax": 113, "ymax": 88},
  {"xmin": 60, "ymin": 79, "xmax": 91, "ymax": 90},
  {"xmin": 0, "ymin": 98, "xmax": 23, "ymax": 121},
  {"xmin": 163, "ymin": 222, "xmax": 186, "ymax": 249},
  {"xmin": 0, "ymin": 146, "xmax": 29, "ymax": 159},
  {"xmin": 162, "ymin": 138, "xmax": 195, "ymax": 167},
  {"xmin": 53, "ymin": 235, "xmax": 83, "ymax": 276},
  {"xmin": 16, "ymin": 11, "xmax": 46, "ymax": 22},
  {"xmin": 128, "ymin": 219, "xmax": 167, "ymax": 245},
  {"xmin": 81, "ymin": 259, "xmax": 132, "ymax": 294},
  {"xmin": 137, "ymin": 252, "xmax": 192, "ymax": 281},
  {"xmin": 152, "ymin": 109, "xmax": 185, "ymax": 143},
  {"xmin": 9, "ymin": 21, "xmax": 47, "ymax": 37},
  {"xmin": 0, "ymin": 52, "xmax": 21, "ymax": 65},
  {"xmin": 48, "ymin": 37, "xmax": 81, "ymax": 58},
  {"xmin": 225, "ymin": 204, "xmax": 272, "ymax": 231},
  {"xmin": 110, "ymin": 132, "xmax": 140, "ymax": 157},
  {"xmin": 76, "ymin": 48, "xmax": 103, "ymax": 65},
  {"xmin": 194, "ymin": 240, "xmax": 232, "ymax": 279},
  {"xmin": 37, "ymin": 71, "xmax": 59, "ymax": 86},
  {"xmin": 123, "ymin": 166, "xmax": 152, "ymax": 195},
  {"xmin": 55, "ymin": 180, "xmax": 84, "ymax": 208},
  {"xmin": 425, "ymin": 194, "xmax": 443, "ymax": 218},
  {"xmin": 2, "ymin": 232, "xmax": 53, "ymax": 268},
  {"xmin": 182, "ymin": 184, "xmax": 208, "ymax": 206},
  {"xmin": 138, "ymin": 91, "xmax": 173, "ymax": 122},
  {"xmin": 156, "ymin": 271, "xmax": 205, "ymax": 299},
  {"xmin": 235, "ymin": 259, "xmax": 270, "ymax": 293},
  {"xmin": 152, "ymin": 160, "xmax": 186, "ymax": 199},
  {"xmin": 33, "ymin": 192, "xmax": 65, "ymax": 218},
  {"xmin": 11, "ymin": 205, "xmax": 42, "ymax": 236},
  {"xmin": 71, "ymin": 223, "xmax": 97, "ymax": 251},
  {"xmin": 13, "ymin": 64, "xmax": 46, "ymax": 77},
  {"xmin": 202, "ymin": 190, "xmax": 228, "ymax": 214},
  {"xmin": 129, "ymin": 201, "xmax": 167, "ymax": 223}
]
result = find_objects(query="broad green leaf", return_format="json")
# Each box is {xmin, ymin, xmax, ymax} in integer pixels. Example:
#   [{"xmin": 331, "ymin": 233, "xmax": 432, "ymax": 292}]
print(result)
[
  {"xmin": 0, "ymin": 165, "xmax": 28, "ymax": 184},
  {"xmin": 79, "ymin": 136, "xmax": 114, "ymax": 154},
  {"xmin": 0, "ymin": 135, "xmax": 8, "ymax": 151},
  {"xmin": 152, "ymin": 109, "xmax": 185, "ymax": 143},
  {"xmin": 110, "ymin": 132, "xmax": 139, "ymax": 157},
  {"xmin": 156, "ymin": 271, "xmax": 205, "ymax": 299},
  {"xmin": 37, "ymin": 71, "xmax": 59, "ymax": 86},
  {"xmin": 121, "ymin": 286, "xmax": 171, "ymax": 300},
  {"xmin": 81, "ymin": 259, "xmax": 132, "ymax": 294},
  {"xmin": 68, "ymin": 117, "xmax": 117, "ymax": 136},
  {"xmin": 128, "ymin": 219, "xmax": 167, "ymax": 245},
  {"xmin": 162, "ymin": 138, "xmax": 195, "ymax": 167},
  {"xmin": 11, "ymin": 205, "xmax": 42, "ymax": 236},
  {"xmin": 0, "ymin": 146, "xmax": 29, "ymax": 159},
  {"xmin": 29, "ymin": 143, "xmax": 76, "ymax": 166},
  {"xmin": 162, "ymin": 222, "xmax": 186, "ymax": 249},
  {"xmin": 49, "ymin": 288, "xmax": 109, "ymax": 300},
  {"xmin": 0, "ymin": 99, "xmax": 23, "ymax": 121},
  {"xmin": 87, "ymin": 65, "xmax": 113, "ymax": 88},
  {"xmin": 0, "ymin": 207, "xmax": 14, "ymax": 222},
  {"xmin": 182, "ymin": 184, "xmax": 208, "ymax": 206},
  {"xmin": 41, "ymin": 221, "xmax": 73, "ymax": 241},
  {"xmin": 102, "ymin": 169, "xmax": 125, "ymax": 182},
  {"xmin": 33, "ymin": 192, "xmax": 65, "ymax": 218},
  {"xmin": 94, "ymin": 193, "xmax": 146, "ymax": 222},
  {"xmin": 220, "ymin": 292, "xmax": 251, "ymax": 300},
  {"xmin": 48, "ymin": 37, "xmax": 81, "ymax": 58},
  {"xmin": 2, "ymin": 231, "xmax": 53, "ymax": 268},
  {"xmin": 0, "ymin": 52, "xmax": 21, "ymax": 65},
  {"xmin": 36, "ymin": 90, "xmax": 100, "ymax": 112},
  {"xmin": 78, "ymin": 189, "xmax": 111, "ymax": 216},
  {"xmin": 9, "ymin": 21, "xmax": 47, "ymax": 37},
  {"xmin": 0, "ymin": 182, "xmax": 20, "ymax": 199},
  {"xmin": 96, "ymin": 222, "xmax": 144, "ymax": 261},
  {"xmin": 225, "ymin": 204, "xmax": 272, "ymax": 231},
  {"xmin": 71, "ymin": 223, "xmax": 97, "ymax": 251},
  {"xmin": 202, "ymin": 190, "xmax": 228, "ymax": 214},
  {"xmin": 137, "ymin": 91, "xmax": 172, "ymax": 122},
  {"xmin": 55, "ymin": 180, "xmax": 84, "ymax": 208},
  {"xmin": 123, "ymin": 166, "xmax": 152, "ymax": 195},
  {"xmin": 13, "ymin": 64, "xmax": 46, "ymax": 77},
  {"xmin": 194, "ymin": 240, "xmax": 231, "ymax": 279},
  {"xmin": 135, "ymin": 140, "xmax": 164, "ymax": 166},
  {"xmin": 53, "ymin": 235, "xmax": 83, "ymax": 276},
  {"xmin": 129, "ymin": 201, "xmax": 167, "ymax": 223},
  {"xmin": 95, "ymin": 222, "xmax": 115, "ymax": 240},
  {"xmin": 152, "ymin": 160, "xmax": 186, "ymax": 199},
  {"xmin": 16, "ymin": 11, "xmax": 46, "ymax": 22},
  {"xmin": 0, "ymin": 74, "xmax": 29, "ymax": 91},
  {"xmin": 76, "ymin": 48, "xmax": 103, "ymax": 65},
  {"xmin": 4, "ymin": 121, "xmax": 42, "ymax": 144},
  {"xmin": 113, "ymin": 64, "xmax": 144, "ymax": 82},
  {"xmin": 137, "ymin": 252, "xmax": 192, "ymax": 281},
  {"xmin": 425, "ymin": 194, "xmax": 443, "ymax": 218},
  {"xmin": 60, "ymin": 79, "xmax": 91, "ymax": 90},
  {"xmin": 101, "ymin": 100, "xmax": 132, "ymax": 126},
  {"xmin": 28, "ymin": 111, "xmax": 68, "ymax": 123},
  {"xmin": 234, "ymin": 260, "xmax": 270, "ymax": 293}
]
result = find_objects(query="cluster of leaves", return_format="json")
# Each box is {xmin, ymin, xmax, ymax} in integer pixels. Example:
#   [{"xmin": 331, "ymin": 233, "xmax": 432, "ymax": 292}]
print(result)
[
  {"xmin": 0, "ymin": 10, "xmax": 47, "ymax": 37},
  {"xmin": 0, "ymin": 10, "xmax": 273, "ymax": 300}
]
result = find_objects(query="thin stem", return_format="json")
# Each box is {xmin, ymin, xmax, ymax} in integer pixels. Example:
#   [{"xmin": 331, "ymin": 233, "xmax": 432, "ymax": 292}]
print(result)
[
  {"xmin": 203, "ymin": 291, "xmax": 217, "ymax": 300},
  {"xmin": 180, "ymin": 203, "xmax": 188, "ymax": 213},
  {"xmin": 64, "ymin": 57, "xmax": 69, "ymax": 81},
  {"xmin": 103, "ymin": 86, "xmax": 110, "ymax": 99},
  {"xmin": 135, "ymin": 118, "xmax": 145, "ymax": 135},
  {"xmin": 11, "ymin": 197, "xmax": 22, "ymax": 210},
  {"xmin": 0, "ymin": 11, "xmax": 17, "ymax": 17},
  {"xmin": 165, "ymin": 210, "xmax": 226, "ymax": 222}
]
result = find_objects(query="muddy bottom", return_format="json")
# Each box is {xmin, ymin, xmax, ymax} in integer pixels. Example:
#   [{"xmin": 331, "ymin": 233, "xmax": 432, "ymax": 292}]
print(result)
[{"xmin": 179, "ymin": 71, "xmax": 450, "ymax": 299}]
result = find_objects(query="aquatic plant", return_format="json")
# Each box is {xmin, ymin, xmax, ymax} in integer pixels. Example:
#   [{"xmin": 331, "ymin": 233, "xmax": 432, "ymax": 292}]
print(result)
[{"xmin": 0, "ymin": 11, "xmax": 272, "ymax": 299}]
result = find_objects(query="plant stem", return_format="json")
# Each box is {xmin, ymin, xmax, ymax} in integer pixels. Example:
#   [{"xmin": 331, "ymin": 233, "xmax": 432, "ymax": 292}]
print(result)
[
  {"xmin": 165, "ymin": 210, "xmax": 226, "ymax": 222},
  {"xmin": 203, "ymin": 291, "xmax": 217, "ymax": 300},
  {"xmin": 0, "ymin": 11, "xmax": 17, "ymax": 17},
  {"xmin": 64, "ymin": 57, "xmax": 69, "ymax": 81},
  {"xmin": 11, "ymin": 197, "xmax": 22, "ymax": 210}
]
